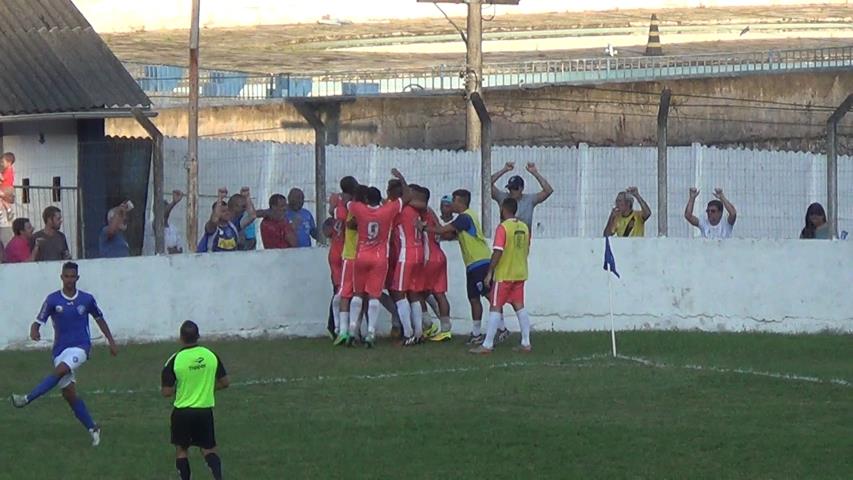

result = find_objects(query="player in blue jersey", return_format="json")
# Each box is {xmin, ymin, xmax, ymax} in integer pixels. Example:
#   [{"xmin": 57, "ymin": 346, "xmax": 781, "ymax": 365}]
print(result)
[{"xmin": 9, "ymin": 262, "xmax": 118, "ymax": 447}]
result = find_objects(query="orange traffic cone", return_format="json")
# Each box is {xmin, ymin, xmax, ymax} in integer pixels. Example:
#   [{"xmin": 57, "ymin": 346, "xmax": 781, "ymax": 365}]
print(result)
[{"xmin": 645, "ymin": 14, "xmax": 663, "ymax": 56}]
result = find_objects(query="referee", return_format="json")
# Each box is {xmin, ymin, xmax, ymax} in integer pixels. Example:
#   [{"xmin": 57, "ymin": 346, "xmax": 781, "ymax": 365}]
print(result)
[{"xmin": 161, "ymin": 321, "xmax": 229, "ymax": 480}]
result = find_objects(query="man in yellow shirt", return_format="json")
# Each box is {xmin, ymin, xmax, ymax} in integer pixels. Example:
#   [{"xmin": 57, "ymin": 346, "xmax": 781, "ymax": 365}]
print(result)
[
  {"xmin": 604, "ymin": 187, "xmax": 652, "ymax": 237},
  {"xmin": 470, "ymin": 198, "xmax": 532, "ymax": 354}
]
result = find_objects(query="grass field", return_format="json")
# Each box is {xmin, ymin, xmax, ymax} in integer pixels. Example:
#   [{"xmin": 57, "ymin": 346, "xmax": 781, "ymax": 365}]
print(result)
[{"xmin": 1, "ymin": 331, "xmax": 851, "ymax": 479}]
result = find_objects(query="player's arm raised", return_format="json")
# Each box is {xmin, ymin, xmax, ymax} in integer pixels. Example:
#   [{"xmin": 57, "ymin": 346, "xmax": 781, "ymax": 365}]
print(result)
[
  {"xmin": 491, "ymin": 162, "xmax": 514, "ymax": 200},
  {"xmin": 390, "ymin": 168, "xmax": 412, "ymax": 205},
  {"xmin": 684, "ymin": 188, "xmax": 700, "ymax": 227},
  {"xmin": 527, "ymin": 163, "xmax": 554, "ymax": 204},
  {"xmin": 715, "ymin": 188, "xmax": 737, "ymax": 225},
  {"xmin": 628, "ymin": 186, "xmax": 652, "ymax": 221}
]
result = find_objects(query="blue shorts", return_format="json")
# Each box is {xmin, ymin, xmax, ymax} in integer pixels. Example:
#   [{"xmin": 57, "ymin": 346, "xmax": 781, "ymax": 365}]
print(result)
[{"xmin": 466, "ymin": 263, "xmax": 490, "ymax": 300}]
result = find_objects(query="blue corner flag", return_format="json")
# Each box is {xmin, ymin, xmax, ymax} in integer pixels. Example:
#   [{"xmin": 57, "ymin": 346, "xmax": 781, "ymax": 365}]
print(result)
[{"xmin": 603, "ymin": 236, "xmax": 620, "ymax": 278}]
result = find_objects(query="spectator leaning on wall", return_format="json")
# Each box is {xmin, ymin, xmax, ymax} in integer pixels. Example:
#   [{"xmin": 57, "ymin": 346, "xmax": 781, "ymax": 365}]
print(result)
[
  {"xmin": 286, "ymin": 188, "xmax": 318, "ymax": 247},
  {"xmin": 33, "ymin": 206, "xmax": 71, "ymax": 261},
  {"xmin": 490, "ymin": 161, "xmax": 554, "ymax": 231},
  {"xmin": 4, "ymin": 217, "xmax": 40, "ymax": 263},
  {"xmin": 198, "ymin": 188, "xmax": 250, "ymax": 253},
  {"xmin": 259, "ymin": 193, "xmax": 297, "ymax": 249},
  {"xmin": 684, "ymin": 188, "xmax": 737, "ymax": 239},
  {"xmin": 99, "ymin": 201, "xmax": 133, "ymax": 258},
  {"xmin": 155, "ymin": 190, "xmax": 185, "ymax": 254},
  {"xmin": 0, "ymin": 152, "xmax": 16, "ymax": 246},
  {"xmin": 604, "ymin": 187, "xmax": 652, "ymax": 237},
  {"xmin": 800, "ymin": 202, "xmax": 830, "ymax": 239},
  {"xmin": 229, "ymin": 188, "xmax": 258, "ymax": 250}
]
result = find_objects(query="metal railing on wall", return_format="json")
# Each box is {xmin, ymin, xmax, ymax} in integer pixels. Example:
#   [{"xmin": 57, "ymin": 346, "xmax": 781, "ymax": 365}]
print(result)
[{"xmin": 124, "ymin": 45, "xmax": 853, "ymax": 100}]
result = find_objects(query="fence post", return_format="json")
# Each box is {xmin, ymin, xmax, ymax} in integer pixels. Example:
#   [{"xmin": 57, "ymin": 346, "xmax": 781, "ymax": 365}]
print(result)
[
  {"xmin": 292, "ymin": 102, "xmax": 327, "ymax": 245},
  {"xmin": 470, "ymin": 92, "xmax": 492, "ymax": 234},
  {"xmin": 826, "ymin": 94, "xmax": 853, "ymax": 239},
  {"xmin": 657, "ymin": 88, "xmax": 672, "ymax": 237}
]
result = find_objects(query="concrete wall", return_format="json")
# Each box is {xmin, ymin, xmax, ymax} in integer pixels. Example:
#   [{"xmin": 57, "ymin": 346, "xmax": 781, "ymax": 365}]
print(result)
[
  {"xmin": 107, "ymin": 71, "xmax": 853, "ymax": 153},
  {"xmin": 76, "ymin": 0, "xmax": 850, "ymax": 33},
  {"xmin": 2, "ymin": 238, "xmax": 850, "ymax": 351},
  {"xmin": 1, "ymin": 120, "xmax": 81, "ymax": 255}
]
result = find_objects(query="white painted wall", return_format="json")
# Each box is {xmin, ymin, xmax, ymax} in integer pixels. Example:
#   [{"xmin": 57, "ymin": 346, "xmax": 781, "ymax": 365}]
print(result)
[
  {"xmin": 74, "ymin": 0, "xmax": 850, "ymax": 33},
  {"xmin": 3, "ymin": 238, "xmax": 850, "ymax": 351},
  {"xmin": 1, "ymin": 120, "xmax": 80, "ymax": 256}
]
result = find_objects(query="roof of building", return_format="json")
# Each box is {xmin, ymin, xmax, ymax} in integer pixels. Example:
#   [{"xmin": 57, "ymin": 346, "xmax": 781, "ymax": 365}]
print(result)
[{"xmin": 0, "ymin": 0, "xmax": 150, "ymax": 116}]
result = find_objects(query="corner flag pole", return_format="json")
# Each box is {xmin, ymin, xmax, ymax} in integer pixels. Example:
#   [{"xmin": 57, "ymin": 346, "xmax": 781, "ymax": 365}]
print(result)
[{"xmin": 608, "ymin": 273, "xmax": 617, "ymax": 357}]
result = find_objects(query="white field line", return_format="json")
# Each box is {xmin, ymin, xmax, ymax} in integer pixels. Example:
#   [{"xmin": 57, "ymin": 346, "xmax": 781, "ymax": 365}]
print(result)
[
  {"xmin": 80, "ymin": 353, "xmax": 610, "ymax": 397},
  {"xmin": 617, "ymin": 355, "xmax": 852, "ymax": 388}
]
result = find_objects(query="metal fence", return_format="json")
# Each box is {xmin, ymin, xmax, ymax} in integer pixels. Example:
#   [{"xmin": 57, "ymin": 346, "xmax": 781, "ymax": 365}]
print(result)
[
  {"xmin": 140, "ymin": 139, "xmax": 852, "ymax": 253},
  {"xmin": 11, "ymin": 185, "xmax": 83, "ymax": 259},
  {"xmin": 124, "ymin": 45, "xmax": 853, "ymax": 100}
]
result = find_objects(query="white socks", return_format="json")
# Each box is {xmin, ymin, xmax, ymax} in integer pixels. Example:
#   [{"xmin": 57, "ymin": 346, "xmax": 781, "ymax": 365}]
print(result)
[
  {"xmin": 332, "ymin": 294, "xmax": 341, "ymax": 333},
  {"xmin": 439, "ymin": 316, "xmax": 451, "ymax": 333},
  {"xmin": 396, "ymin": 299, "xmax": 413, "ymax": 338},
  {"xmin": 339, "ymin": 311, "xmax": 349, "ymax": 336},
  {"xmin": 367, "ymin": 299, "xmax": 380, "ymax": 335},
  {"xmin": 517, "ymin": 308, "xmax": 531, "ymax": 347},
  {"xmin": 472, "ymin": 320, "xmax": 482, "ymax": 337},
  {"xmin": 411, "ymin": 302, "xmax": 423, "ymax": 337},
  {"xmin": 482, "ymin": 311, "xmax": 501, "ymax": 349},
  {"xmin": 349, "ymin": 297, "xmax": 363, "ymax": 333}
]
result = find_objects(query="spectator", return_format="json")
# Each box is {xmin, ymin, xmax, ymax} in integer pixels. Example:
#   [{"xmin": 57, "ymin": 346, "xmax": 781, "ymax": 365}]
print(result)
[
  {"xmin": 33, "ymin": 206, "xmax": 71, "ymax": 261},
  {"xmin": 604, "ymin": 187, "xmax": 652, "ymax": 237},
  {"xmin": 0, "ymin": 152, "xmax": 15, "ymax": 245},
  {"xmin": 439, "ymin": 195, "xmax": 456, "ymax": 226},
  {"xmin": 260, "ymin": 194, "xmax": 297, "ymax": 249},
  {"xmin": 285, "ymin": 188, "xmax": 318, "ymax": 247},
  {"xmin": 99, "ymin": 201, "xmax": 132, "ymax": 258},
  {"xmin": 490, "ymin": 162, "xmax": 554, "ymax": 230},
  {"xmin": 800, "ymin": 203, "xmax": 830, "ymax": 239},
  {"xmin": 198, "ymin": 188, "xmax": 249, "ymax": 253},
  {"xmin": 5, "ymin": 217, "xmax": 40, "ymax": 263},
  {"xmin": 229, "ymin": 189, "xmax": 258, "ymax": 250},
  {"xmin": 156, "ymin": 190, "xmax": 185, "ymax": 254},
  {"xmin": 684, "ymin": 188, "xmax": 737, "ymax": 239}
]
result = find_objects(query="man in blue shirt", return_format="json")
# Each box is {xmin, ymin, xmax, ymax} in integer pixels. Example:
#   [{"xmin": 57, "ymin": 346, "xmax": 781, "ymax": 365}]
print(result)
[
  {"xmin": 10, "ymin": 262, "xmax": 118, "ymax": 447},
  {"xmin": 285, "ymin": 188, "xmax": 319, "ymax": 247},
  {"xmin": 99, "ymin": 201, "xmax": 132, "ymax": 258}
]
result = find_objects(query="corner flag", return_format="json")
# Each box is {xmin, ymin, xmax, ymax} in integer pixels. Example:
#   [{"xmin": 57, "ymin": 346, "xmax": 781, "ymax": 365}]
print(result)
[{"xmin": 603, "ymin": 236, "xmax": 620, "ymax": 278}]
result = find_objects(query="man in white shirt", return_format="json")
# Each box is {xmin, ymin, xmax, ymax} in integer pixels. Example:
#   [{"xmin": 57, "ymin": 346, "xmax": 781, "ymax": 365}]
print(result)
[{"xmin": 684, "ymin": 187, "xmax": 737, "ymax": 239}]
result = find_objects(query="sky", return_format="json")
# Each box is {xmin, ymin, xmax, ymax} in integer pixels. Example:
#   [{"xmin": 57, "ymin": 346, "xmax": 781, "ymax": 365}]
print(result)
[{"xmin": 73, "ymin": 1, "xmax": 838, "ymax": 32}]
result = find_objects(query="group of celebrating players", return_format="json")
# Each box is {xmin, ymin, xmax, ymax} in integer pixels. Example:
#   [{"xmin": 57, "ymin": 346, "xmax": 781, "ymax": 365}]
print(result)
[{"xmin": 325, "ymin": 169, "xmax": 533, "ymax": 354}]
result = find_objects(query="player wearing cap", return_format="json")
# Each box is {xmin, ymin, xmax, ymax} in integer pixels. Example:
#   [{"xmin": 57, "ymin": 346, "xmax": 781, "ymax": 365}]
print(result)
[{"xmin": 491, "ymin": 161, "xmax": 554, "ymax": 231}]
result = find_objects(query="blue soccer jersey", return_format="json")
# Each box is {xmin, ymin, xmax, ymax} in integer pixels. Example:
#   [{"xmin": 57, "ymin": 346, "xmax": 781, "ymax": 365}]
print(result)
[{"xmin": 36, "ymin": 291, "xmax": 104, "ymax": 358}]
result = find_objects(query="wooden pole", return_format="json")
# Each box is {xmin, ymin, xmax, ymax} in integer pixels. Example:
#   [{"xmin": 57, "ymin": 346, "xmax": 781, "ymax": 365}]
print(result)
[
  {"xmin": 465, "ymin": 0, "xmax": 482, "ymax": 151},
  {"xmin": 292, "ymin": 103, "xmax": 327, "ymax": 245},
  {"xmin": 657, "ymin": 88, "xmax": 672, "ymax": 237},
  {"xmin": 471, "ymin": 92, "xmax": 492, "ymax": 234},
  {"xmin": 826, "ymin": 94, "xmax": 853, "ymax": 239},
  {"xmin": 131, "ymin": 108, "xmax": 165, "ymax": 254},
  {"xmin": 187, "ymin": 0, "xmax": 201, "ymax": 250}
]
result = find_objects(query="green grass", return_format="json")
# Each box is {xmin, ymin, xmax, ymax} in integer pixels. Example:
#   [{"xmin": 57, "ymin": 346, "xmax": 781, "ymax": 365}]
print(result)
[{"xmin": 1, "ymin": 332, "xmax": 851, "ymax": 479}]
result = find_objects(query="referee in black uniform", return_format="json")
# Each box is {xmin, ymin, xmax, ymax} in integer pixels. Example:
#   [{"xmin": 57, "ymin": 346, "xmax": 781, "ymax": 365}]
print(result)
[{"xmin": 161, "ymin": 321, "xmax": 229, "ymax": 480}]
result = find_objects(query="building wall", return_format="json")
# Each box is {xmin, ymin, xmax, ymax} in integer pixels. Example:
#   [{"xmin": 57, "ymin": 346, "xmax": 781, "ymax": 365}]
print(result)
[
  {"xmin": 107, "ymin": 71, "xmax": 853, "ymax": 153},
  {"xmin": 1, "ymin": 120, "xmax": 81, "ymax": 256},
  {"xmin": 2, "ymin": 238, "xmax": 850, "ymax": 351}
]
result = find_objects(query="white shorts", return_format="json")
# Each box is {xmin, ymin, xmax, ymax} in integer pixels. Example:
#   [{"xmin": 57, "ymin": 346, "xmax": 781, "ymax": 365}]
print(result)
[{"xmin": 53, "ymin": 347, "xmax": 88, "ymax": 389}]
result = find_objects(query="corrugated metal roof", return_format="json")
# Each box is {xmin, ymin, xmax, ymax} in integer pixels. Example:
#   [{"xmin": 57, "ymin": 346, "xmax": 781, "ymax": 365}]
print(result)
[{"xmin": 0, "ymin": 0, "xmax": 150, "ymax": 116}]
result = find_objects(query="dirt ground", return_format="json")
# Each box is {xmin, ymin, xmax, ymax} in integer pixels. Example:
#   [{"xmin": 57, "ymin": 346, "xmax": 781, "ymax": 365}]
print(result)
[{"xmin": 103, "ymin": 5, "xmax": 853, "ymax": 73}]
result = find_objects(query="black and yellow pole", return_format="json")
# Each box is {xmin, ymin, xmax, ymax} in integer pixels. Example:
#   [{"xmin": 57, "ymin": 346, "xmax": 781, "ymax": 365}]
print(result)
[{"xmin": 645, "ymin": 14, "xmax": 663, "ymax": 56}]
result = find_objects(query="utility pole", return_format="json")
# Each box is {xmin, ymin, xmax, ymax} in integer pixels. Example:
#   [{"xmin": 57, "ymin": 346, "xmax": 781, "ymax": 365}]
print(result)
[
  {"xmin": 187, "ymin": 0, "xmax": 201, "ymax": 250},
  {"xmin": 657, "ymin": 88, "xmax": 672, "ymax": 237},
  {"xmin": 465, "ymin": 0, "xmax": 483, "ymax": 151},
  {"xmin": 826, "ymin": 94, "xmax": 853, "ymax": 239}
]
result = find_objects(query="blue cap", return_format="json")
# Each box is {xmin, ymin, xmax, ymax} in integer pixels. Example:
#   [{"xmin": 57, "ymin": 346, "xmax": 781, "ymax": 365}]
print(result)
[{"xmin": 440, "ymin": 195, "xmax": 453, "ymax": 204}]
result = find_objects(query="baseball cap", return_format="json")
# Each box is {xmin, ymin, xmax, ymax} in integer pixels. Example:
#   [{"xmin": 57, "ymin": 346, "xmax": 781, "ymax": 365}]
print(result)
[
  {"xmin": 440, "ymin": 195, "xmax": 453, "ymax": 204},
  {"xmin": 506, "ymin": 175, "xmax": 524, "ymax": 190}
]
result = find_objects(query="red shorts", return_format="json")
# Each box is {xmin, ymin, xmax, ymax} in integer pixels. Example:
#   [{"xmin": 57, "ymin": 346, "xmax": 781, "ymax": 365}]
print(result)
[
  {"xmin": 339, "ymin": 259, "xmax": 355, "ymax": 299},
  {"xmin": 423, "ymin": 256, "xmax": 448, "ymax": 294},
  {"xmin": 490, "ymin": 281, "xmax": 525, "ymax": 308},
  {"xmin": 329, "ymin": 255, "xmax": 344, "ymax": 289},
  {"xmin": 390, "ymin": 260, "xmax": 425, "ymax": 293},
  {"xmin": 354, "ymin": 256, "xmax": 390, "ymax": 299}
]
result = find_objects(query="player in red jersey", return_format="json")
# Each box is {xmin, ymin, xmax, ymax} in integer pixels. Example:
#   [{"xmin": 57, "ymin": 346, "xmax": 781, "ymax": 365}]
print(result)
[
  {"xmin": 389, "ymin": 185, "xmax": 428, "ymax": 346},
  {"xmin": 329, "ymin": 176, "xmax": 358, "ymax": 338},
  {"xmin": 346, "ymin": 169, "xmax": 411, "ymax": 347},
  {"xmin": 412, "ymin": 186, "xmax": 452, "ymax": 341}
]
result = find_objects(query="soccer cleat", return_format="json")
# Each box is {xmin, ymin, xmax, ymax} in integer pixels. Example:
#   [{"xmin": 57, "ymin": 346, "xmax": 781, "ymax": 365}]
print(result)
[
  {"xmin": 90, "ymin": 427, "xmax": 101, "ymax": 447},
  {"xmin": 402, "ymin": 336, "xmax": 419, "ymax": 347},
  {"xmin": 333, "ymin": 332, "xmax": 350, "ymax": 346},
  {"xmin": 512, "ymin": 344, "xmax": 533, "ymax": 353},
  {"xmin": 423, "ymin": 323, "xmax": 440, "ymax": 338},
  {"xmin": 465, "ymin": 333, "xmax": 485, "ymax": 346},
  {"xmin": 430, "ymin": 331, "xmax": 452, "ymax": 342},
  {"xmin": 496, "ymin": 328, "xmax": 511, "ymax": 344},
  {"xmin": 364, "ymin": 333, "xmax": 376, "ymax": 349},
  {"xmin": 468, "ymin": 345, "xmax": 493, "ymax": 355},
  {"xmin": 10, "ymin": 394, "xmax": 28, "ymax": 408}
]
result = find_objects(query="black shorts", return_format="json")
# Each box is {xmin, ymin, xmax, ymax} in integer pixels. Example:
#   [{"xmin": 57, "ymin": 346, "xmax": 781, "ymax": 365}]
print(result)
[
  {"xmin": 466, "ymin": 263, "xmax": 491, "ymax": 300},
  {"xmin": 171, "ymin": 408, "xmax": 216, "ymax": 449}
]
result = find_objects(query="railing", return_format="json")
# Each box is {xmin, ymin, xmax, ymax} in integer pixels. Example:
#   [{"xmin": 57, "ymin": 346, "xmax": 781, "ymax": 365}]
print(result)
[{"xmin": 125, "ymin": 45, "xmax": 853, "ymax": 100}]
